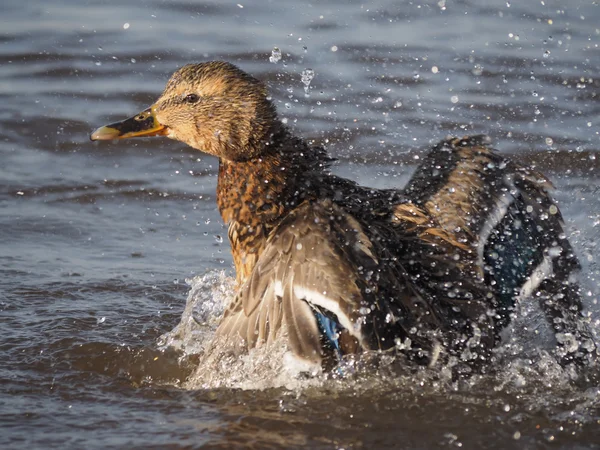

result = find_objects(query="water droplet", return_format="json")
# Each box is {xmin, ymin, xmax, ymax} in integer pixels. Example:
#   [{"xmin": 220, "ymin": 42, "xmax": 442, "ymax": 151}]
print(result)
[
  {"xmin": 548, "ymin": 246, "xmax": 562, "ymax": 257},
  {"xmin": 513, "ymin": 431, "xmax": 521, "ymax": 440},
  {"xmin": 301, "ymin": 68, "xmax": 315, "ymax": 95},
  {"xmin": 451, "ymin": 95, "xmax": 459, "ymax": 104},
  {"xmin": 123, "ymin": 23, "xmax": 130, "ymax": 30},
  {"xmin": 269, "ymin": 47, "xmax": 282, "ymax": 63},
  {"xmin": 545, "ymin": 137, "xmax": 554, "ymax": 146}
]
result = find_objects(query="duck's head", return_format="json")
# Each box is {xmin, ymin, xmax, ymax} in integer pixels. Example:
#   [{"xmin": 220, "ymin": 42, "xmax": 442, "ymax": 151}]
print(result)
[{"xmin": 91, "ymin": 61, "xmax": 278, "ymax": 161}]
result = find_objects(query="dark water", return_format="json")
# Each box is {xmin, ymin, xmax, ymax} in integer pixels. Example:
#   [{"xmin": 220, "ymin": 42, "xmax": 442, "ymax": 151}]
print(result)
[{"xmin": 2, "ymin": 0, "xmax": 600, "ymax": 448}]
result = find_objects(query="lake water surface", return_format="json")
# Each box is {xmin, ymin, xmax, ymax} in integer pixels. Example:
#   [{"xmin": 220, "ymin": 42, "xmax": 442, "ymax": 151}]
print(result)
[{"xmin": 2, "ymin": 0, "xmax": 600, "ymax": 448}]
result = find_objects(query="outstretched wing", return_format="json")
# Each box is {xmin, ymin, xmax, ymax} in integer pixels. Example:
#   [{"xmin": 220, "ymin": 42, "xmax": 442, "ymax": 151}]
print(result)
[
  {"xmin": 404, "ymin": 136, "xmax": 547, "ymax": 248},
  {"xmin": 215, "ymin": 199, "xmax": 385, "ymax": 367},
  {"xmin": 404, "ymin": 134, "xmax": 579, "ymax": 292},
  {"xmin": 403, "ymin": 135, "xmax": 593, "ymax": 363}
]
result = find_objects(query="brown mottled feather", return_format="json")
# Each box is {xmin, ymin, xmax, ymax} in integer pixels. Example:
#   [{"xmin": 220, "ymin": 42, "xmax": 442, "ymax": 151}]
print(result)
[{"xmin": 218, "ymin": 200, "xmax": 378, "ymax": 364}]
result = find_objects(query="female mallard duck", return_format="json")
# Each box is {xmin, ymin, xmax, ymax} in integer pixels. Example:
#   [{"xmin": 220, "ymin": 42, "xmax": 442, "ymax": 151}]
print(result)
[{"xmin": 91, "ymin": 61, "xmax": 595, "ymax": 371}]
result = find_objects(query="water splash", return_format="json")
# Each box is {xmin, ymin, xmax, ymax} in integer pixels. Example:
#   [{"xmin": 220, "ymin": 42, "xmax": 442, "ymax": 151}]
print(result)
[
  {"xmin": 156, "ymin": 270, "xmax": 321, "ymax": 389},
  {"xmin": 157, "ymin": 270, "xmax": 233, "ymax": 356},
  {"xmin": 301, "ymin": 68, "xmax": 315, "ymax": 96},
  {"xmin": 159, "ymin": 269, "xmax": 598, "ymax": 391}
]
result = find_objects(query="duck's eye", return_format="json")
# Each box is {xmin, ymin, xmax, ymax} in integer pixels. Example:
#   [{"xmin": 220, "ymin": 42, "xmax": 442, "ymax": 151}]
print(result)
[{"xmin": 183, "ymin": 93, "xmax": 200, "ymax": 104}]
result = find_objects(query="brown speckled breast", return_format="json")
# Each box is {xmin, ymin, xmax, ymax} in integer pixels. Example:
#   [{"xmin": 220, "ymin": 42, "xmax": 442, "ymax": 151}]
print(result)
[{"xmin": 216, "ymin": 153, "xmax": 297, "ymax": 284}]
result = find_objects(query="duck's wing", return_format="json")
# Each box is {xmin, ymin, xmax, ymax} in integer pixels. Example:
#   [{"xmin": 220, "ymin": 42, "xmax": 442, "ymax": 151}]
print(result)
[
  {"xmin": 215, "ymin": 199, "xmax": 384, "ymax": 367},
  {"xmin": 403, "ymin": 135, "xmax": 579, "ymax": 295},
  {"xmin": 403, "ymin": 135, "xmax": 594, "ymax": 363},
  {"xmin": 217, "ymin": 197, "xmax": 475, "ymax": 367},
  {"xmin": 387, "ymin": 202, "xmax": 499, "ymax": 365},
  {"xmin": 218, "ymin": 196, "xmax": 502, "ymax": 368},
  {"xmin": 403, "ymin": 136, "xmax": 548, "ymax": 250}
]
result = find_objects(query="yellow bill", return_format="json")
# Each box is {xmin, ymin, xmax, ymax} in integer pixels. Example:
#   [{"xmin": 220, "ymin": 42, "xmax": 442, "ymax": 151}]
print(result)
[{"xmin": 90, "ymin": 106, "xmax": 168, "ymax": 141}]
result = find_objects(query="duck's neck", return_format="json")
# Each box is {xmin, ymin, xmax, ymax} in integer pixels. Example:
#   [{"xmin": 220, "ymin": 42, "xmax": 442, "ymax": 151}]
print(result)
[{"xmin": 216, "ymin": 126, "xmax": 330, "ymax": 283}]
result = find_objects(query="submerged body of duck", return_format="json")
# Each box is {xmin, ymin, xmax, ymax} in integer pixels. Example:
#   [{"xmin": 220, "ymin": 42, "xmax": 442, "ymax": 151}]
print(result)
[{"xmin": 91, "ymin": 61, "xmax": 596, "ymax": 372}]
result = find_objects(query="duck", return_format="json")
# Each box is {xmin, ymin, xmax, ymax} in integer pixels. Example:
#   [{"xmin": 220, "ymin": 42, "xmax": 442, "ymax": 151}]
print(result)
[{"xmin": 91, "ymin": 61, "xmax": 596, "ymax": 372}]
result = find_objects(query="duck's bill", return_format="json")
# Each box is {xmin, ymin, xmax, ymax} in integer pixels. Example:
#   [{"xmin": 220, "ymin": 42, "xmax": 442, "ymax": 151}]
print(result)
[{"xmin": 90, "ymin": 106, "xmax": 168, "ymax": 141}]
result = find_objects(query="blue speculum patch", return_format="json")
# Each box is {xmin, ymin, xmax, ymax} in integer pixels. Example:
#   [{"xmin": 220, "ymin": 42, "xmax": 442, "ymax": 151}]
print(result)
[
  {"xmin": 314, "ymin": 309, "xmax": 343, "ymax": 359},
  {"xmin": 484, "ymin": 203, "xmax": 545, "ymax": 323}
]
